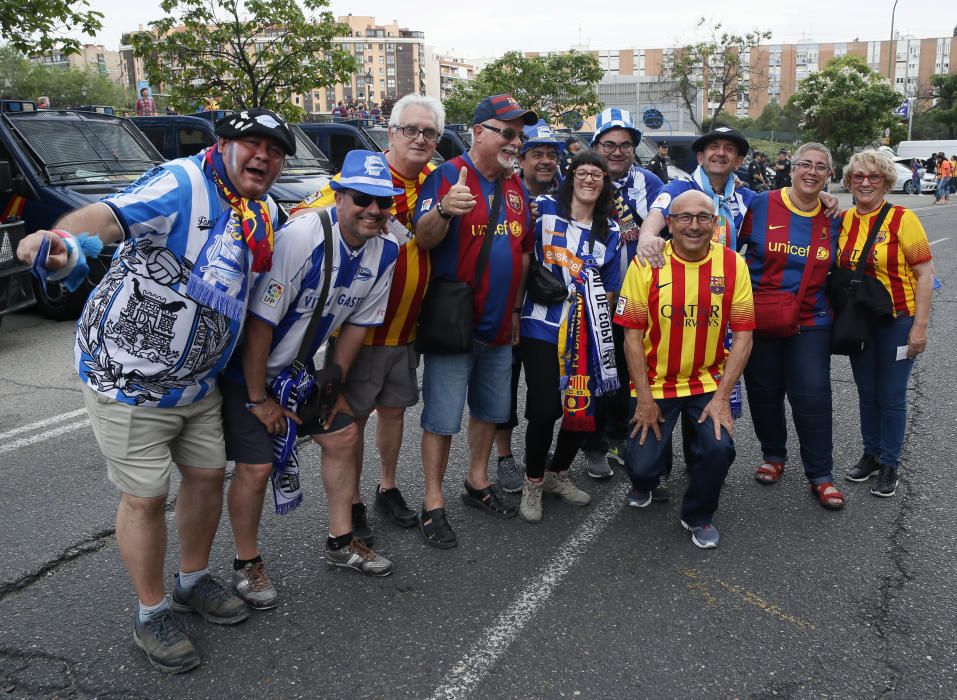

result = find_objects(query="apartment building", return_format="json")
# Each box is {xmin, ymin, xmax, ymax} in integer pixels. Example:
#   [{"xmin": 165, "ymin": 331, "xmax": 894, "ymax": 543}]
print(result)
[{"xmin": 32, "ymin": 44, "xmax": 125, "ymax": 86}]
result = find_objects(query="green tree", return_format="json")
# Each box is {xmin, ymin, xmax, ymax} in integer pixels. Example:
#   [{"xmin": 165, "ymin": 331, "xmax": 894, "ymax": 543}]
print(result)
[
  {"xmin": 0, "ymin": 45, "xmax": 134, "ymax": 109},
  {"xmin": 131, "ymin": 0, "xmax": 359, "ymax": 121},
  {"xmin": 927, "ymin": 73, "xmax": 957, "ymax": 138},
  {"xmin": 661, "ymin": 19, "xmax": 772, "ymax": 132},
  {"xmin": 442, "ymin": 51, "xmax": 603, "ymax": 126},
  {"xmin": 0, "ymin": 0, "xmax": 102, "ymax": 56},
  {"xmin": 754, "ymin": 100, "xmax": 782, "ymax": 130},
  {"xmin": 789, "ymin": 55, "xmax": 901, "ymax": 165}
]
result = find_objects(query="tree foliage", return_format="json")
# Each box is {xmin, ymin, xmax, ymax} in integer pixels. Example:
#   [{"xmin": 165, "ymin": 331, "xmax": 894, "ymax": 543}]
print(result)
[
  {"xmin": 789, "ymin": 55, "xmax": 901, "ymax": 164},
  {"xmin": 132, "ymin": 0, "xmax": 359, "ymax": 121},
  {"xmin": 0, "ymin": 0, "xmax": 102, "ymax": 56},
  {"xmin": 662, "ymin": 19, "xmax": 771, "ymax": 132},
  {"xmin": 926, "ymin": 73, "xmax": 957, "ymax": 138},
  {"xmin": 442, "ymin": 51, "xmax": 603, "ymax": 125},
  {"xmin": 0, "ymin": 46, "xmax": 135, "ymax": 110}
]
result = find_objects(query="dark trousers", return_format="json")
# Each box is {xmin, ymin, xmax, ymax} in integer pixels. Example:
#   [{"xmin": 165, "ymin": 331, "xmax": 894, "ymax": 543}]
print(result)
[
  {"xmin": 496, "ymin": 348, "xmax": 522, "ymax": 432},
  {"xmin": 743, "ymin": 328, "xmax": 834, "ymax": 484},
  {"xmin": 625, "ymin": 393, "xmax": 735, "ymax": 526}
]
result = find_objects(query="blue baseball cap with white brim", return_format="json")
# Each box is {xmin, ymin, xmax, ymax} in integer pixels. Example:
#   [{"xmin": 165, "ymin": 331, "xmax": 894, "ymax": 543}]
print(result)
[
  {"xmin": 520, "ymin": 120, "xmax": 565, "ymax": 156},
  {"xmin": 329, "ymin": 150, "xmax": 402, "ymax": 196}
]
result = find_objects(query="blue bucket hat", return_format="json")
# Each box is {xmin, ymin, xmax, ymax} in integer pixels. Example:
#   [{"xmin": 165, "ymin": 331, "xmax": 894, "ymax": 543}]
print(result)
[
  {"xmin": 329, "ymin": 150, "xmax": 402, "ymax": 197},
  {"xmin": 520, "ymin": 120, "xmax": 565, "ymax": 156},
  {"xmin": 591, "ymin": 107, "xmax": 642, "ymax": 146}
]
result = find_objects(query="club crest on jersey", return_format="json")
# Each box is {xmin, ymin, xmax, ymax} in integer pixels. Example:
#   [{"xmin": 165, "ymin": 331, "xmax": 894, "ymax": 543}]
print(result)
[
  {"xmin": 709, "ymin": 276, "xmax": 726, "ymax": 294},
  {"xmin": 816, "ymin": 247, "xmax": 830, "ymax": 261},
  {"xmin": 506, "ymin": 190, "xmax": 523, "ymax": 214},
  {"xmin": 875, "ymin": 231, "xmax": 888, "ymax": 244},
  {"xmin": 356, "ymin": 265, "xmax": 373, "ymax": 281}
]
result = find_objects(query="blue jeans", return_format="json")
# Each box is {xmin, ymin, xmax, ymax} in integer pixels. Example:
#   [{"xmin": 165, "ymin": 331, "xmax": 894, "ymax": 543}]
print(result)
[
  {"xmin": 625, "ymin": 393, "xmax": 736, "ymax": 526},
  {"xmin": 849, "ymin": 315, "xmax": 915, "ymax": 469},
  {"xmin": 935, "ymin": 177, "xmax": 950, "ymax": 201},
  {"xmin": 421, "ymin": 342, "xmax": 513, "ymax": 435},
  {"xmin": 743, "ymin": 328, "xmax": 833, "ymax": 484}
]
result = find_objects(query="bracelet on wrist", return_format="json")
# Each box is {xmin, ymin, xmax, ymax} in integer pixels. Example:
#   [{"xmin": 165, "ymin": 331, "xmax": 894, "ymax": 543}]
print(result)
[
  {"xmin": 244, "ymin": 394, "xmax": 268, "ymax": 411},
  {"xmin": 436, "ymin": 199, "xmax": 453, "ymax": 220}
]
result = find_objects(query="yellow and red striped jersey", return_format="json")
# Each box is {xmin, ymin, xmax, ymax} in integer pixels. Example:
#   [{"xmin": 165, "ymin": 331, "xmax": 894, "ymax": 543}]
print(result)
[
  {"xmin": 293, "ymin": 160, "xmax": 435, "ymax": 345},
  {"xmin": 614, "ymin": 242, "xmax": 755, "ymax": 399},
  {"xmin": 838, "ymin": 204, "xmax": 932, "ymax": 318}
]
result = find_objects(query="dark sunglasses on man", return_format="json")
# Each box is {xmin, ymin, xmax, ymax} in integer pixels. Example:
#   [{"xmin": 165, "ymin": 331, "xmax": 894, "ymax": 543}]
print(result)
[
  {"xmin": 349, "ymin": 190, "xmax": 394, "ymax": 209},
  {"xmin": 481, "ymin": 123, "xmax": 528, "ymax": 143}
]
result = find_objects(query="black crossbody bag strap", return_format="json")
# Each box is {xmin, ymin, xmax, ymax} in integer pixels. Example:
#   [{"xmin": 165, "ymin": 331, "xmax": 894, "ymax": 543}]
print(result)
[
  {"xmin": 472, "ymin": 177, "xmax": 504, "ymax": 288},
  {"xmin": 852, "ymin": 202, "xmax": 892, "ymax": 283},
  {"xmin": 291, "ymin": 208, "xmax": 335, "ymax": 372}
]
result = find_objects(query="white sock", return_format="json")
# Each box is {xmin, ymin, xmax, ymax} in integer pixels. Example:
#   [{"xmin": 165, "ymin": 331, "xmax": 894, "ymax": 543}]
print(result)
[
  {"xmin": 177, "ymin": 567, "xmax": 209, "ymax": 592},
  {"xmin": 138, "ymin": 597, "xmax": 170, "ymax": 623}
]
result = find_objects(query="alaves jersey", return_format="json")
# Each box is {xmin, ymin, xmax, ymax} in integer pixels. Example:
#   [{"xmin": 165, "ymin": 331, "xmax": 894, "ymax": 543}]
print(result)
[
  {"xmin": 75, "ymin": 153, "xmax": 278, "ymax": 407},
  {"xmin": 226, "ymin": 209, "xmax": 398, "ymax": 383}
]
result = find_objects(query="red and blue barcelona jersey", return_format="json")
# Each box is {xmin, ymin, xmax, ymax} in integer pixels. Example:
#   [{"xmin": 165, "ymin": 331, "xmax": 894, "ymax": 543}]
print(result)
[
  {"xmin": 739, "ymin": 188, "xmax": 839, "ymax": 328},
  {"xmin": 414, "ymin": 154, "xmax": 532, "ymax": 345}
]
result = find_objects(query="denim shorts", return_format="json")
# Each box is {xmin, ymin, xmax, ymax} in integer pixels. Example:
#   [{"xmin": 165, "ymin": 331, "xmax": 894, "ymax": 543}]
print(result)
[{"xmin": 420, "ymin": 341, "xmax": 513, "ymax": 435}]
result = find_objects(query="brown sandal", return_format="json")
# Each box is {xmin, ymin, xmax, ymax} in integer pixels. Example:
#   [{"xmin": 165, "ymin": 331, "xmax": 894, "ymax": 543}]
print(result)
[
  {"xmin": 754, "ymin": 462, "xmax": 785, "ymax": 484},
  {"xmin": 812, "ymin": 482, "xmax": 845, "ymax": 510}
]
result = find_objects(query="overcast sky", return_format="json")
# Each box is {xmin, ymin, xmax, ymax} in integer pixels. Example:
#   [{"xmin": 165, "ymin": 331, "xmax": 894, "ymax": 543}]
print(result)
[{"xmin": 85, "ymin": 0, "xmax": 947, "ymax": 59}]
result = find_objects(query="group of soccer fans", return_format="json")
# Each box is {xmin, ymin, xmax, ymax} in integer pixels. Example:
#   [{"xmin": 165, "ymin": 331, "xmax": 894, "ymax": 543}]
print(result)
[{"xmin": 16, "ymin": 89, "xmax": 933, "ymax": 674}]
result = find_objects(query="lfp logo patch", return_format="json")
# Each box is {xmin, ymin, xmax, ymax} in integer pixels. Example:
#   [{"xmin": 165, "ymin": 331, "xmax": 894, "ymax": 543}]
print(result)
[{"xmin": 260, "ymin": 279, "xmax": 285, "ymax": 308}]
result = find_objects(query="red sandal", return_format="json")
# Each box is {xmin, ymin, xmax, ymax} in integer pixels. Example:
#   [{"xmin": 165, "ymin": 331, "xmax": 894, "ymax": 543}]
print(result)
[
  {"xmin": 812, "ymin": 482, "xmax": 845, "ymax": 510},
  {"xmin": 754, "ymin": 462, "xmax": 784, "ymax": 484}
]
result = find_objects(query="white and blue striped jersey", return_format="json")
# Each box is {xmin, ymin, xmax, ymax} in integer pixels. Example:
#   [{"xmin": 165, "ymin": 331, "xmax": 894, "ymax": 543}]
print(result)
[
  {"xmin": 74, "ymin": 153, "xmax": 278, "ymax": 407},
  {"xmin": 232, "ymin": 208, "xmax": 399, "ymax": 383},
  {"xmin": 613, "ymin": 164, "xmax": 664, "ymax": 282},
  {"xmin": 649, "ymin": 179, "xmax": 756, "ymax": 231},
  {"xmin": 520, "ymin": 196, "xmax": 622, "ymax": 345}
]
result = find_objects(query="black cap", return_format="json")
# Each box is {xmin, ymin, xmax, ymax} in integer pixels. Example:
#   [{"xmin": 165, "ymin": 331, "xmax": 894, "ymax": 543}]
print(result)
[
  {"xmin": 778, "ymin": 148, "xmax": 788, "ymax": 154},
  {"xmin": 658, "ymin": 140, "xmax": 670, "ymax": 148},
  {"xmin": 692, "ymin": 127, "xmax": 749, "ymax": 157},
  {"xmin": 214, "ymin": 108, "xmax": 296, "ymax": 156}
]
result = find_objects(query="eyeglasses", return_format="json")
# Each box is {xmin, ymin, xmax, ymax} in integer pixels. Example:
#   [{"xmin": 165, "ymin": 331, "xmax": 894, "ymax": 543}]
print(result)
[
  {"xmin": 573, "ymin": 169, "xmax": 605, "ymax": 181},
  {"xmin": 793, "ymin": 160, "xmax": 830, "ymax": 174},
  {"xmin": 671, "ymin": 213, "xmax": 715, "ymax": 225},
  {"xmin": 849, "ymin": 172, "xmax": 884, "ymax": 185},
  {"xmin": 481, "ymin": 123, "xmax": 527, "ymax": 143},
  {"xmin": 597, "ymin": 140, "xmax": 635, "ymax": 155},
  {"xmin": 349, "ymin": 191, "xmax": 394, "ymax": 209},
  {"xmin": 396, "ymin": 125, "xmax": 440, "ymax": 142}
]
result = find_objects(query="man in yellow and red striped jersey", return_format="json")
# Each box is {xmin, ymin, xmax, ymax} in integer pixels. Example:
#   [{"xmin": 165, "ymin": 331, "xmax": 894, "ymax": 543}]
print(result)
[
  {"xmin": 613, "ymin": 190, "xmax": 754, "ymax": 550},
  {"xmin": 290, "ymin": 94, "xmax": 443, "ymax": 543}
]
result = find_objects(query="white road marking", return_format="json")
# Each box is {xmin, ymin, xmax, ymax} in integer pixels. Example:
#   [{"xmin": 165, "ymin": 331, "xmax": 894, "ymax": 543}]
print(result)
[
  {"xmin": 930, "ymin": 237, "xmax": 949, "ymax": 246},
  {"xmin": 0, "ymin": 408, "xmax": 88, "ymax": 441},
  {"xmin": 429, "ymin": 490, "xmax": 625, "ymax": 700},
  {"xmin": 0, "ymin": 420, "xmax": 90, "ymax": 456}
]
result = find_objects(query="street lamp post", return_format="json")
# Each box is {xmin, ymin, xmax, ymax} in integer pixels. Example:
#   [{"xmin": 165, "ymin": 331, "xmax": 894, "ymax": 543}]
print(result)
[
  {"xmin": 365, "ymin": 70, "xmax": 373, "ymax": 106},
  {"xmin": 888, "ymin": 0, "xmax": 900, "ymax": 84}
]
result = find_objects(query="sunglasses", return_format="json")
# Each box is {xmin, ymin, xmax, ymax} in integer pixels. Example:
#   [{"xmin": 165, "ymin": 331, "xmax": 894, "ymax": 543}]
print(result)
[
  {"xmin": 481, "ymin": 123, "xmax": 527, "ymax": 143},
  {"xmin": 349, "ymin": 191, "xmax": 394, "ymax": 209}
]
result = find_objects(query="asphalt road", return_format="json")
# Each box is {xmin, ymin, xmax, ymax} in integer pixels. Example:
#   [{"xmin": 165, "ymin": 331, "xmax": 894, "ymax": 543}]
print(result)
[{"xmin": 0, "ymin": 194, "xmax": 954, "ymax": 699}]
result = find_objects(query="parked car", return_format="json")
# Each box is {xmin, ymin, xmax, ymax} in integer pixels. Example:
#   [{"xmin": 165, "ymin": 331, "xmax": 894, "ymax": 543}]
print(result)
[
  {"xmin": 891, "ymin": 158, "xmax": 936, "ymax": 194},
  {"xmin": 297, "ymin": 121, "xmax": 380, "ymax": 172},
  {"xmin": 0, "ymin": 101, "xmax": 164, "ymax": 319},
  {"xmin": 133, "ymin": 114, "xmax": 334, "ymax": 215},
  {"xmin": 0, "ymin": 162, "xmax": 30, "ymax": 328}
]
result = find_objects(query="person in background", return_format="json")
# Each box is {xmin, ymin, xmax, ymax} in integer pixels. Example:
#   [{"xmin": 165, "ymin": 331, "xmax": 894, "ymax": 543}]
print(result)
[
  {"xmin": 517, "ymin": 150, "xmax": 621, "ymax": 523},
  {"xmin": 647, "ymin": 141, "xmax": 671, "ymax": 184},
  {"xmin": 495, "ymin": 120, "xmax": 566, "ymax": 495},
  {"xmin": 748, "ymin": 152, "xmax": 769, "ymax": 192},
  {"xmin": 910, "ymin": 159, "xmax": 922, "ymax": 196},
  {"xmin": 36, "ymin": 95, "xmax": 50, "ymax": 109},
  {"xmin": 840, "ymin": 150, "xmax": 934, "ymax": 498},
  {"xmin": 561, "ymin": 137, "xmax": 583, "ymax": 176},
  {"xmin": 773, "ymin": 148, "xmax": 791, "ymax": 189},
  {"xmin": 949, "ymin": 155, "xmax": 957, "ymax": 196},
  {"xmin": 739, "ymin": 143, "xmax": 845, "ymax": 510},
  {"xmin": 136, "ymin": 87, "xmax": 157, "ymax": 117},
  {"xmin": 935, "ymin": 154, "xmax": 951, "ymax": 205}
]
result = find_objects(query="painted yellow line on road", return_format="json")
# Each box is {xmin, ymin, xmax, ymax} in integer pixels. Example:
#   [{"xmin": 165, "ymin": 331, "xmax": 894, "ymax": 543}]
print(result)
[{"xmin": 681, "ymin": 568, "xmax": 817, "ymax": 631}]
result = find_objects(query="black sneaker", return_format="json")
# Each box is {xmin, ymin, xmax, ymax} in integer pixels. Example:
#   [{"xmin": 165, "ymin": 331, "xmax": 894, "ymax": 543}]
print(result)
[
  {"xmin": 374, "ymin": 485, "xmax": 418, "ymax": 528},
  {"xmin": 170, "ymin": 574, "xmax": 250, "ymax": 625},
  {"xmin": 352, "ymin": 502, "xmax": 374, "ymax": 547},
  {"xmin": 846, "ymin": 453, "xmax": 880, "ymax": 482},
  {"xmin": 133, "ymin": 609, "xmax": 200, "ymax": 674},
  {"xmin": 870, "ymin": 465, "xmax": 899, "ymax": 498}
]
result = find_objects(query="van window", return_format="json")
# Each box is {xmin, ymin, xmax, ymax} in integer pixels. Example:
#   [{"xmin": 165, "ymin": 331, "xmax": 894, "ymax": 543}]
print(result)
[
  {"xmin": 177, "ymin": 128, "xmax": 214, "ymax": 158},
  {"xmin": 139, "ymin": 127, "xmax": 165, "ymax": 156},
  {"xmin": 328, "ymin": 134, "xmax": 356, "ymax": 171}
]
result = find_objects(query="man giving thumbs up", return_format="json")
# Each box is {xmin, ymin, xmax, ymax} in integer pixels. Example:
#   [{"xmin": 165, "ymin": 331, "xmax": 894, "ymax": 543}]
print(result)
[{"xmin": 412, "ymin": 94, "xmax": 538, "ymax": 549}]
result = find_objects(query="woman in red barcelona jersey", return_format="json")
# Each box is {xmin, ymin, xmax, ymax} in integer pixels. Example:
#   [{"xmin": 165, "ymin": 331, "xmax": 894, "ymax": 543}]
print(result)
[
  {"xmin": 738, "ymin": 143, "xmax": 845, "ymax": 509},
  {"xmin": 839, "ymin": 150, "xmax": 934, "ymax": 498}
]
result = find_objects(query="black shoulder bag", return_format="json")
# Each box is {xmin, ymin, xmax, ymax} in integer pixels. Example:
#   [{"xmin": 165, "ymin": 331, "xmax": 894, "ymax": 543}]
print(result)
[
  {"xmin": 416, "ymin": 176, "xmax": 503, "ymax": 354},
  {"xmin": 270, "ymin": 208, "xmax": 339, "ymax": 449},
  {"xmin": 826, "ymin": 202, "xmax": 895, "ymax": 356}
]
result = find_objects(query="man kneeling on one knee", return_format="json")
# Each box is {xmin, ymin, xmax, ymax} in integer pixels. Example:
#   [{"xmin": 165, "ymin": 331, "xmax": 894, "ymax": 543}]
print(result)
[{"xmin": 613, "ymin": 190, "xmax": 754, "ymax": 549}]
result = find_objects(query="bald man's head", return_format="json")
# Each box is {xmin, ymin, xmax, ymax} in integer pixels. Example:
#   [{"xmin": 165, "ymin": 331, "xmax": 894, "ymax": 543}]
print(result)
[{"xmin": 666, "ymin": 190, "xmax": 716, "ymax": 261}]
